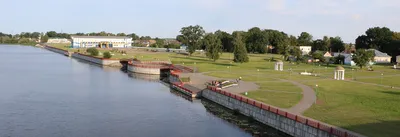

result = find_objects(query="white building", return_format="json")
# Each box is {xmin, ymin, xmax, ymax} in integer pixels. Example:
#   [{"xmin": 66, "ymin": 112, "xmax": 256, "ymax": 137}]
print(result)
[
  {"xmin": 369, "ymin": 49, "xmax": 391, "ymax": 64},
  {"xmin": 71, "ymin": 36, "xmax": 132, "ymax": 48},
  {"xmin": 299, "ymin": 46, "xmax": 312, "ymax": 55},
  {"xmin": 47, "ymin": 38, "xmax": 71, "ymax": 44},
  {"xmin": 333, "ymin": 53, "xmax": 355, "ymax": 66}
]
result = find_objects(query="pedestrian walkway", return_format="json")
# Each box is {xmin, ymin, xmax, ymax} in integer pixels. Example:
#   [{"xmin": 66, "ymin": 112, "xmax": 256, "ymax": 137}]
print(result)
[{"xmin": 180, "ymin": 72, "xmax": 317, "ymax": 114}]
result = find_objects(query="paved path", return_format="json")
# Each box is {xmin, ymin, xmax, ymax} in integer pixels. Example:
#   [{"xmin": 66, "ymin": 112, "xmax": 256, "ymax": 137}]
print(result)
[
  {"xmin": 180, "ymin": 72, "xmax": 317, "ymax": 114},
  {"xmin": 279, "ymin": 79, "xmax": 316, "ymax": 114},
  {"xmin": 180, "ymin": 73, "xmax": 259, "ymax": 94}
]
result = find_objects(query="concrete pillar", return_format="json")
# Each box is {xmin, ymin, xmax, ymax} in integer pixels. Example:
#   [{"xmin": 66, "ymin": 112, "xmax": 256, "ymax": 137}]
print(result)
[
  {"xmin": 280, "ymin": 64, "xmax": 283, "ymax": 71},
  {"xmin": 341, "ymin": 71, "xmax": 345, "ymax": 80}
]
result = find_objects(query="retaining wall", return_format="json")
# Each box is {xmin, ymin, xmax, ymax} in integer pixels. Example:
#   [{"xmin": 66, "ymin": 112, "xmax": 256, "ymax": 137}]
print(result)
[
  {"xmin": 127, "ymin": 64, "xmax": 161, "ymax": 75},
  {"xmin": 44, "ymin": 46, "xmax": 70, "ymax": 56},
  {"xmin": 71, "ymin": 53, "xmax": 121, "ymax": 66},
  {"xmin": 201, "ymin": 87, "xmax": 364, "ymax": 137}
]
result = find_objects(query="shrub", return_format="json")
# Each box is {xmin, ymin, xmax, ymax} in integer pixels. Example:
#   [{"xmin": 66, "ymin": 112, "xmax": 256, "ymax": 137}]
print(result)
[
  {"xmin": 86, "ymin": 47, "xmax": 99, "ymax": 56},
  {"xmin": 103, "ymin": 51, "xmax": 112, "ymax": 59}
]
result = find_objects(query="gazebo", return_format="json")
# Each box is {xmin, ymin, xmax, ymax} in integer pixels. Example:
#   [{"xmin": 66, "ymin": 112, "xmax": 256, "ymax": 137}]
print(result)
[
  {"xmin": 334, "ymin": 66, "xmax": 345, "ymax": 80},
  {"xmin": 274, "ymin": 60, "xmax": 283, "ymax": 71}
]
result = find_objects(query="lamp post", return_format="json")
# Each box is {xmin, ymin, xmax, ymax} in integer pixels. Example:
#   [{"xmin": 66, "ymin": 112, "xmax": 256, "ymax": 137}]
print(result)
[
  {"xmin": 194, "ymin": 62, "xmax": 196, "ymax": 73},
  {"xmin": 351, "ymin": 69, "xmax": 354, "ymax": 80},
  {"xmin": 381, "ymin": 73, "xmax": 384, "ymax": 85},
  {"xmin": 315, "ymin": 84, "xmax": 319, "ymax": 104},
  {"xmin": 257, "ymin": 69, "xmax": 260, "ymax": 83},
  {"xmin": 289, "ymin": 68, "xmax": 292, "ymax": 79}
]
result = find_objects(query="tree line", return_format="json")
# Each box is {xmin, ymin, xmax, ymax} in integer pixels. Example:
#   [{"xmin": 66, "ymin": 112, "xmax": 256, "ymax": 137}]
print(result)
[{"xmin": 177, "ymin": 25, "xmax": 399, "ymax": 67}]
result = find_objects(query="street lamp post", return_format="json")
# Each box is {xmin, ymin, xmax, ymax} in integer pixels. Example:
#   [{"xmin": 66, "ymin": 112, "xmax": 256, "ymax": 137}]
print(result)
[
  {"xmin": 381, "ymin": 73, "xmax": 384, "ymax": 85},
  {"xmin": 194, "ymin": 62, "xmax": 196, "ymax": 73},
  {"xmin": 289, "ymin": 68, "xmax": 292, "ymax": 79},
  {"xmin": 315, "ymin": 84, "xmax": 318, "ymax": 104},
  {"xmin": 351, "ymin": 69, "xmax": 354, "ymax": 80},
  {"xmin": 257, "ymin": 69, "xmax": 260, "ymax": 83}
]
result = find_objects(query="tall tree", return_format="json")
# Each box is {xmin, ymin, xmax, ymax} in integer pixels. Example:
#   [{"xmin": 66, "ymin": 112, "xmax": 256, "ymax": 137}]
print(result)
[
  {"xmin": 232, "ymin": 33, "xmax": 249, "ymax": 63},
  {"xmin": 312, "ymin": 39, "xmax": 328, "ymax": 52},
  {"xmin": 246, "ymin": 27, "xmax": 268, "ymax": 53},
  {"xmin": 128, "ymin": 33, "xmax": 139, "ymax": 40},
  {"xmin": 288, "ymin": 35, "xmax": 298, "ymax": 46},
  {"xmin": 215, "ymin": 30, "xmax": 234, "ymax": 52},
  {"xmin": 99, "ymin": 31, "xmax": 108, "ymax": 36},
  {"xmin": 179, "ymin": 25, "xmax": 205, "ymax": 55},
  {"xmin": 323, "ymin": 36, "xmax": 331, "ymax": 50},
  {"xmin": 46, "ymin": 31, "xmax": 57, "ymax": 37},
  {"xmin": 289, "ymin": 46, "xmax": 302, "ymax": 61},
  {"xmin": 140, "ymin": 36, "xmax": 152, "ymax": 40},
  {"xmin": 355, "ymin": 35, "xmax": 371, "ymax": 49},
  {"xmin": 353, "ymin": 49, "xmax": 375, "ymax": 69},
  {"xmin": 297, "ymin": 32, "xmax": 313, "ymax": 46},
  {"xmin": 117, "ymin": 33, "xmax": 126, "ymax": 36},
  {"xmin": 393, "ymin": 32, "xmax": 400, "ymax": 40},
  {"xmin": 330, "ymin": 36, "xmax": 345, "ymax": 52},
  {"xmin": 203, "ymin": 33, "xmax": 222, "ymax": 61},
  {"xmin": 75, "ymin": 33, "xmax": 85, "ymax": 36},
  {"xmin": 265, "ymin": 30, "xmax": 288, "ymax": 53},
  {"xmin": 41, "ymin": 35, "xmax": 49, "ymax": 43}
]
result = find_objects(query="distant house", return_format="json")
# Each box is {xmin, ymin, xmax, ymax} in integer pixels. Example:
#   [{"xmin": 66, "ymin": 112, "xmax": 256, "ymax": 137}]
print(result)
[
  {"xmin": 323, "ymin": 52, "xmax": 333, "ymax": 58},
  {"xmin": 164, "ymin": 39, "xmax": 181, "ymax": 45},
  {"xmin": 333, "ymin": 52, "xmax": 355, "ymax": 66},
  {"xmin": 180, "ymin": 44, "xmax": 187, "ymax": 50},
  {"xmin": 397, "ymin": 55, "xmax": 400, "ymax": 65},
  {"xmin": 47, "ymin": 38, "xmax": 71, "ymax": 44},
  {"xmin": 299, "ymin": 46, "xmax": 312, "ymax": 55},
  {"xmin": 368, "ymin": 49, "xmax": 391, "ymax": 64}
]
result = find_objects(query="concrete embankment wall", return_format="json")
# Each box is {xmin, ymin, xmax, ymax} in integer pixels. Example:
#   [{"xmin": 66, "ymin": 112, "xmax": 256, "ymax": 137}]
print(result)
[
  {"xmin": 127, "ymin": 64, "xmax": 161, "ymax": 75},
  {"xmin": 201, "ymin": 88, "xmax": 363, "ymax": 137},
  {"xmin": 44, "ymin": 46, "xmax": 69, "ymax": 56},
  {"xmin": 71, "ymin": 53, "xmax": 121, "ymax": 66},
  {"xmin": 127, "ymin": 60, "xmax": 172, "ymax": 75}
]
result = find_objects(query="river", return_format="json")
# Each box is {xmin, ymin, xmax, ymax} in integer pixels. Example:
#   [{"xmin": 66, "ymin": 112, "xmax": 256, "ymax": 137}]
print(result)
[{"xmin": 0, "ymin": 45, "xmax": 287, "ymax": 137}]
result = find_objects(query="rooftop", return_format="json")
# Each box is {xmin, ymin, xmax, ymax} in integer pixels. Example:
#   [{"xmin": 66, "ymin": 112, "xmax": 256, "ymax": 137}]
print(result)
[
  {"xmin": 70, "ymin": 36, "xmax": 131, "ymax": 39},
  {"xmin": 368, "ymin": 49, "xmax": 391, "ymax": 57}
]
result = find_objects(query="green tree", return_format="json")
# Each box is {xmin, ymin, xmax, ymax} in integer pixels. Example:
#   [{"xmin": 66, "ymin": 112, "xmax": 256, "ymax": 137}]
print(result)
[
  {"xmin": 288, "ymin": 35, "xmax": 298, "ymax": 46},
  {"xmin": 86, "ymin": 48, "xmax": 99, "ymax": 56},
  {"xmin": 155, "ymin": 37, "xmax": 165, "ymax": 47},
  {"xmin": 356, "ymin": 27, "xmax": 393, "ymax": 53},
  {"xmin": 203, "ymin": 33, "xmax": 222, "ymax": 61},
  {"xmin": 103, "ymin": 51, "xmax": 112, "ymax": 59},
  {"xmin": 330, "ymin": 36, "xmax": 345, "ymax": 52},
  {"xmin": 312, "ymin": 39, "xmax": 328, "ymax": 52},
  {"xmin": 46, "ymin": 31, "xmax": 57, "ymax": 37},
  {"xmin": 31, "ymin": 32, "xmax": 41, "ymax": 39},
  {"xmin": 232, "ymin": 33, "xmax": 249, "ymax": 63},
  {"xmin": 179, "ymin": 25, "xmax": 205, "ymax": 55},
  {"xmin": 393, "ymin": 32, "xmax": 400, "ymax": 40},
  {"xmin": 99, "ymin": 31, "xmax": 108, "ymax": 36},
  {"xmin": 140, "ymin": 36, "xmax": 152, "ymax": 40},
  {"xmin": 265, "ymin": 29, "xmax": 288, "ymax": 54},
  {"xmin": 215, "ymin": 30, "xmax": 234, "ymax": 52},
  {"xmin": 41, "ymin": 35, "xmax": 49, "ymax": 43},
  {"xmin": 289, "ymin": 46, "xmax": 302, "ymax": 61},
  {"xmin": 128, "ymin": 33, "xmax": 139, "ymax": 40},
  {"xmin": 297, "ymin": 32, "xmax": 313, "ymax": 46},
  {"xmin": 246, "ymin": 27, "xmax": 268, "ymax": 53},
  {"xmin": 117, "ymin": 33, "xmax": 126, "ymax": 36},
  {"xmin": 353, "ymin": 49, "xmax": 375, "ymax": 69},
  {"xmin": 312, "ymin": 51, "xmax": 325, "ymax": 62}
]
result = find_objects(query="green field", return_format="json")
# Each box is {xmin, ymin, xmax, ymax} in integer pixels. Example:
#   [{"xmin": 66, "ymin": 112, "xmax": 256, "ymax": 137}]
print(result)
[{"xmin": 48, "ymin": 45, "xmax": 400, "ymax": 136}]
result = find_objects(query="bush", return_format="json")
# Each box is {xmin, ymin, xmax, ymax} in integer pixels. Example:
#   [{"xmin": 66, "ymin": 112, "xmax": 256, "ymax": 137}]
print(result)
[
  {"xmin": 103, "ymin": 51, "xmax": 112, "ymax": 59},
  {"xmin": 86, "ymin": 47, "xmax": 99, "ymax": 56}
]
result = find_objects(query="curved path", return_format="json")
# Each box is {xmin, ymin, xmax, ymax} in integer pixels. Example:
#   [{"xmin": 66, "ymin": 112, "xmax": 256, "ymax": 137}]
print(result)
[
  {"xmin": 180, "ymin": 72, "xmax": 316, "ymax": 114},
  {"xmin": 279, "ymin": 79, "xmax": 316, "ymax": 114}
]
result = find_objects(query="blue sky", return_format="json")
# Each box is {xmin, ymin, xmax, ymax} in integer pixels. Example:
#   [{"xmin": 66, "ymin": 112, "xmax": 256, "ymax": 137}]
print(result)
[{"xmin": 0, "ymin": 0, "xmax": 399, "ymax": 43}]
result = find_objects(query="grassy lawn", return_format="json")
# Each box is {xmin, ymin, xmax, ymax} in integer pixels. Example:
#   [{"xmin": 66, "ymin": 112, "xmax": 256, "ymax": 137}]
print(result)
[
  {"xmin": 46, "ymin": 45, "xmax": 400, "ymax": 136},
  {"xmin": 302, "ymin": 80, "xmax": 400, "ymax": 137}
]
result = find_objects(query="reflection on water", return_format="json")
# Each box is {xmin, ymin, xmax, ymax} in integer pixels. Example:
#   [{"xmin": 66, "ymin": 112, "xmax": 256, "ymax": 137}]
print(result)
[
  {"xmin": 0, "ymin": 45, "xmax": 287, "ymax": 137},
  {"xmin": 127, "ymin": 72, "xmax": 161, "ymax": 82}
]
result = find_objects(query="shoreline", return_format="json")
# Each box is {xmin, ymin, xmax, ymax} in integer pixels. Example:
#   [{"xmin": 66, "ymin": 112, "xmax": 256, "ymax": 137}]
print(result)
[{"xmin": 42, "ymin": 44, "xmax": 365, "ymax": 137}]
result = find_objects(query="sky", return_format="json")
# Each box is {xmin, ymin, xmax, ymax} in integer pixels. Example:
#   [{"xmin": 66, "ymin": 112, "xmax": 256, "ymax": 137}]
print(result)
[{"xmin": 0, "ymin": 0, "xmax": 399, "ymax": 43}]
